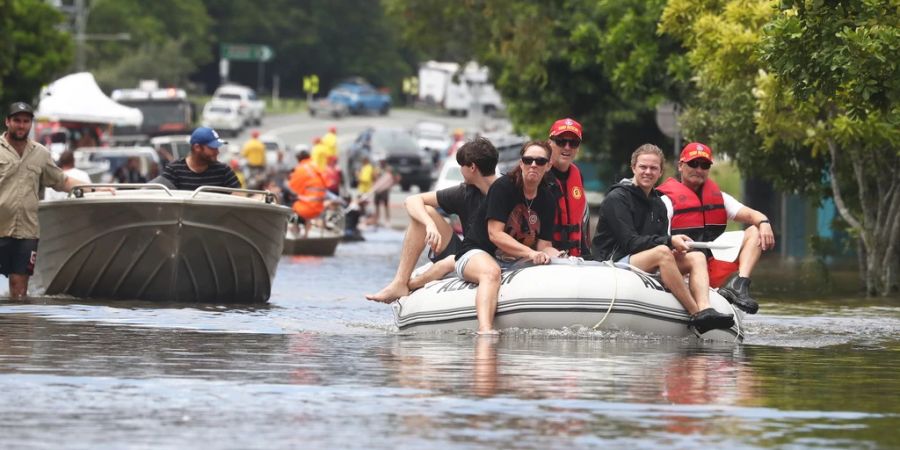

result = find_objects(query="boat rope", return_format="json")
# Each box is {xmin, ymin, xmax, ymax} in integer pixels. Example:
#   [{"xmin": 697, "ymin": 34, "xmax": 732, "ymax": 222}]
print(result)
[{"xmin": 592, "ymin": 260, "xmax": 619, "ymax": 330}]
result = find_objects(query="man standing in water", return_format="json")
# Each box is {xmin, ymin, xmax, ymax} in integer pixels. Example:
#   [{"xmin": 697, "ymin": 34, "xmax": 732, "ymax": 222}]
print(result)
[
  {"xmin": 591, "ymin": 144, "xmax": 734, "ymax": 334},
  {"xmin": 1, "ymin": 102, "xmax": 92, "ymax": 299},
  {"xmin": 365, "ymin": 138, "xmax": 499, "ymax": 303}
]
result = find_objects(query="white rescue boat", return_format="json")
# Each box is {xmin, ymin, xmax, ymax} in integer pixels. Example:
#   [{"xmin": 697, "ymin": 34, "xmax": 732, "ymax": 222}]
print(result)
[{"xmin": 393, "ymin": 259, "xmax": 744, "ymax": 342}]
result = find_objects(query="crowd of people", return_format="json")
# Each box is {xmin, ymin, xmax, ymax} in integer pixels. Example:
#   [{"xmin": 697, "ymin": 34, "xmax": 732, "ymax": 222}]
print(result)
[
  {"xmin": 367, "ymin": 117, "xmax": 775, "ymax": 336},
  {"xmin": 3, "ymin": 99, "xmax": 774, "ymax": 336}
]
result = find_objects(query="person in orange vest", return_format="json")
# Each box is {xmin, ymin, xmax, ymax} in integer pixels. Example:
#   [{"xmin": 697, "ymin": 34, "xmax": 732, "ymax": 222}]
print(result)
[
  {"xmin": 288, "ymin": 149, "xmax": 328, "ymax": 238},
  {"xmin": 546, "ymin": 118, "xmax": 590, "ymax": 257},
  {"xmin": 656, "ymin": 142, "xmax": 775, "ymax": 314}
]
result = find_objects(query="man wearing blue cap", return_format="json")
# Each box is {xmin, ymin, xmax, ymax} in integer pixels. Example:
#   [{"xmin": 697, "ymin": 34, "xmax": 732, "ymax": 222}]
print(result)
[{"xmin": 157, "ymin": 127, "xmax": 240, "ymax": 191}]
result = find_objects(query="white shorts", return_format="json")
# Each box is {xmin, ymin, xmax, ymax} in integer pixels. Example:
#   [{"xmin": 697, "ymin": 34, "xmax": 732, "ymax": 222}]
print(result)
[{"xmin": 454, "ymin": 248, "xmax": 489, "ymax": 279}]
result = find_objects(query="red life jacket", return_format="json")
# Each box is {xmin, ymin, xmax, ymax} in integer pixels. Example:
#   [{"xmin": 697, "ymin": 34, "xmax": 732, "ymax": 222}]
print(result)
[
  {"xmin": 551, "ymin": 164, "xmax": 588, "ymax": 256},
  {"xmin": 657, "ymin": 177, "xmax": 727, "ymax": 242}
]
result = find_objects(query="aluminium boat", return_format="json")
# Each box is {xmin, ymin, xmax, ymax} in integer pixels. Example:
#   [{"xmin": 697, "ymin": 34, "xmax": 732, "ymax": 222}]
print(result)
[{"xmin": 33, "ymin": 184, "xmax": 291, "ymax": 303}]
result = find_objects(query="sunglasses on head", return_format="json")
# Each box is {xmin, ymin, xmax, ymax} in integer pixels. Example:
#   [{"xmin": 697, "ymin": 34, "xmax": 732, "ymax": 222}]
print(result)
[
  {"xmin": 686, "ymin": 159, "xmax": 712, "ymax": 170},
  {"xmin": 551, "ymin": 137, "xmax": 581, "ymax": 148},
  {"xmin": 521, "ymin": 156, "xmax": 549, "ymax": 166}
]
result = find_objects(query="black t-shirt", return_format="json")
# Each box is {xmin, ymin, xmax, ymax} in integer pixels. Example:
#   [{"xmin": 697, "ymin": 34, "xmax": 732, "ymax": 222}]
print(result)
[
  {"xmin": 161, "ymin": 158, "xmax": 240, "ymax": 191},
  {"xmin": 460, "ymin": 174, "xmax": 556, "ymax": 259},
  {"xmin": 435, "ymin": 182, "xmax": 485, "ymax": 233}
]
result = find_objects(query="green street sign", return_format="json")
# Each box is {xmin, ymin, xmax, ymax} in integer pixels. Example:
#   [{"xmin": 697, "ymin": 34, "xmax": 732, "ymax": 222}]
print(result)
[{"xmin": 221, "ymin": 44, "xmax": 274, "ymax": 62}]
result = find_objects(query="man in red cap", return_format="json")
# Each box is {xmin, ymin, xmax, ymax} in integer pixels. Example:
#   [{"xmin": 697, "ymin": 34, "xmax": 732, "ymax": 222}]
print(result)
[
  {"xmin": 547, "ymin": 118, "xmax": 590, "ymax": 257},
  {"xmin": 656, "ymin": 142, "xmax": 775, "ymax": 314}
]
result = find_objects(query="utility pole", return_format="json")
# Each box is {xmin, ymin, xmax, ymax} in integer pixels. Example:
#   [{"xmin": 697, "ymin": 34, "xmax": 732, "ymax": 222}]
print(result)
[{"xmin": 75, "ymin": 0, "xmax": 87, "ymax": 72}]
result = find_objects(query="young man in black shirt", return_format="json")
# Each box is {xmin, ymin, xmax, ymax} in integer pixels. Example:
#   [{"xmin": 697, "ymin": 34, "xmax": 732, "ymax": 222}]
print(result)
[
  {"xmin": 454, "ymin": 141, "xmax": 562, "ymax": 334},
  {"xmin": 366, "ymin": 138, "xmax": 498, "ymax": 303}
]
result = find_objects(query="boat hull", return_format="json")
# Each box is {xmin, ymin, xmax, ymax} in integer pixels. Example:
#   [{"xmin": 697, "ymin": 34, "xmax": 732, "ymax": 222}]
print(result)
[
  {"xmin": 33, "ymin": 190, "xmax": 291, "ymax": 303},
  {"xmin": 394, "ymin": 260, "xmax": 744, "ymax": 342},
  {"xmin": 282, "ymin": 233, "xmax": 341, "ymax": 256}
]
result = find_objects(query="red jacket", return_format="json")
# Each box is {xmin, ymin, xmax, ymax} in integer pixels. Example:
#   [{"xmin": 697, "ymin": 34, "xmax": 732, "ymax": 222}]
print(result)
[
  {"xmin": 551, "ymin": 164, "xmax": 589, "ymax": 256},
  {"xmin": 657, "ymin": 177, "xmax": 727, "ymax": 242}
]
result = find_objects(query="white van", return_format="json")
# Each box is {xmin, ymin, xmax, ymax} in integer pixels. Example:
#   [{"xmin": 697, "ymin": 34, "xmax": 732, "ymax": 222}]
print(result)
[{"xmin": 212, "ymin": 84, "xmax": 265, "ymax": 126}]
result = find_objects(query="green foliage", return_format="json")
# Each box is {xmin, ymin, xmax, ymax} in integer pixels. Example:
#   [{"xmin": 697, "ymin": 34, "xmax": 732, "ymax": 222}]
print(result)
[
  {"xmin": 206, "ymin": 0, "xmax": 415, "ymax": 95},
  {"xmin": 0, "ymin": 0, "xmax": 73, "ymax": 107},
  {"xmin": 385, "ymin": 0, "xmax": 686, "ymax": 180},
  {"xmin": 83, "ymin": 0, "xmax": 212, "ymax": 89}
]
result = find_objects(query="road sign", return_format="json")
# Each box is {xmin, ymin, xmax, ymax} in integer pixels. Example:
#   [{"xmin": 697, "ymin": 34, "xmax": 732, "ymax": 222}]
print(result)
[
  {"xmin": 221, "ymin": 44, "xmax": 274, "ymax": 62},
  {"xmin": 303, "ymin": 75, "xmax": 319, "ymax": 94}
]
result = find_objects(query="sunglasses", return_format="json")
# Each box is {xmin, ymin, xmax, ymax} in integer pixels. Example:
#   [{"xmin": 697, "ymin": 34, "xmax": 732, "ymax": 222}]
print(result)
[
  {"xmin": 551, "ymin": 137, "xmax": 581, "ymax": 148},
  {"xmin": 686, "ymin": 159, "xmax": 712, "ymax": 170},
  {"xmin": 521, "ymin": 156, "xmax": 549, "ymax": 166}
]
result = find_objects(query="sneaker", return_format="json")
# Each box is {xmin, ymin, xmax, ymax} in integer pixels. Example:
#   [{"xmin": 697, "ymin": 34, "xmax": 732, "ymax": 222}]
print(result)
[
  {"xmin": 689, "ymin": 308, "xmax": 735, "ymax": 334},
  {"xmin": 718, "ymin": 275, "xmax": 759, "ymax": 314}
]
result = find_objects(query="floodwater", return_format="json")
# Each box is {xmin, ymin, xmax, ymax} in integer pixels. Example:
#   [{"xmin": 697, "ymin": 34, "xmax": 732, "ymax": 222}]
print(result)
[{"xmin": 1, "ymin": 228, "xmax": 898, "ymax": 449}]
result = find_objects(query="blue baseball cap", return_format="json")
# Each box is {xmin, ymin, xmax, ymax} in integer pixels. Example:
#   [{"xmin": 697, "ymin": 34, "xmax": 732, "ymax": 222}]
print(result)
[{"xmin": 189, "ymin": 126, "xmax": 227, "ymax": 148}]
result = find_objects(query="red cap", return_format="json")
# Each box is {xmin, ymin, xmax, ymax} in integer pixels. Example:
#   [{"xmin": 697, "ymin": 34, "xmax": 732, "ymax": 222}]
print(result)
[
  {"xmin": 328, "ymin": 126, "xmax": 337, "ymax": 133},
  {"xmin": 549, "ymin": 118, "xmax": 582, "ymax": 139},
  {"xmin": 251, "ymin": 130, "xmax": 260, "ymax": 138},
  {"xmin": 679, "ymin": 142, "xmax": 714, "ymax": 162}
]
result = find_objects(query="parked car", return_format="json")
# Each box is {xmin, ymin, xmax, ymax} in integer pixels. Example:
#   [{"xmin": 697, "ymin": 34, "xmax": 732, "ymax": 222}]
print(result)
[
  {"xmin": 308, "ymin": 97, "xmax": 349, "ymax": 118},
  {"xmin": 212, "ymin": 84, "xmax": 265, "ymax": 125},
  {"xmin": 149, "ymin": 135, "xmax": 191, "ymax": 169},
  {"xmin": 411, "ymin": 121, "xmax": 453, "ymax": 167},
  {"xmin": 479, "ymin": 131, "xmax": 528, "ymax": 175},
  {"xmin": 348, "ymin": 127, "xmax": 432, "ymax": 192},
  {"xmin": 259, "ymin": 133, "xmax": 296, "ymax": 173},
  {"xmin": 201, "ymin": 101, "xmax": 244, "ymax": 137},
  {"xmin": 73, "ymin": 146, "xmax": 161, "ymax": 183},
  {"xmin": 325, "ymin": 81, "xmax": 391, "ymax": 116}
]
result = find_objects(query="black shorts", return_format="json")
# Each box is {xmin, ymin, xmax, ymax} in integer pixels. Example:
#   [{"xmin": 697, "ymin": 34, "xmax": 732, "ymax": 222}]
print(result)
[
  {"xmin": 374, "ymin": 190, "xmax": 389, "ymax": 205},
  {"xmin": 0, "ymin": 237, "xmax": 39, "ymax": 276},
  {"xmin": 429, "ymin": 233, "xmax": 462, "ymax": 263}
]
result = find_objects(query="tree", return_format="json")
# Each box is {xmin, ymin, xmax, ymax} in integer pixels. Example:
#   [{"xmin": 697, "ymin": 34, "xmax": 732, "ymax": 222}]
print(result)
[
  {"xmin": 85, "ymin": 0, "xmax": 213, "ymax": 89},
  {"xmin": 384, "ymin": 0, "xmax": 687, "ymax": 177},
  {"xmin": 0, "ymin": 0, "xmax": 73, "ymax": 107},
  {"xmin": 758, "ymin": 0, "xmax": 900, "ymax": 295},
  {"xmin": 201, "ymin": 0, "xmax": 416, "ymax": 96},
  {"xmin": 662, "ymin": 0, "xmax": 900, "ymax": 295}
]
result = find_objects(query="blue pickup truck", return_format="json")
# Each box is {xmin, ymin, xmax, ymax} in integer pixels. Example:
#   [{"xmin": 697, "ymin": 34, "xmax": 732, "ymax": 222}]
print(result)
[{"xmin": 326, "ymin": 82, "xmax": 391, "ymax": 115}]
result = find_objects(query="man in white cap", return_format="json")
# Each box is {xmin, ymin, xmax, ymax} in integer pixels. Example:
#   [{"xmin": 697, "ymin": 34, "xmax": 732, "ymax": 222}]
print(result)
[{"xmin": 1, "ymin": 102, "xmax": 92, "ymax": 299}]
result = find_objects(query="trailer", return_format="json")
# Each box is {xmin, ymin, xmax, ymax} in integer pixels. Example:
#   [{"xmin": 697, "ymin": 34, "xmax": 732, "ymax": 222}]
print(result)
[{"xmin": 417, "ymin": 61, "xmax": 503, "ymax": 116}]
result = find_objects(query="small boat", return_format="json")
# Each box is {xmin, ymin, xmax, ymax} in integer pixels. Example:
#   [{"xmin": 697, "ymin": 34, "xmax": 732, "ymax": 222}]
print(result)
[
  {"xmin": 282, "ymin": 209, "xmax": 344, "ymax": 256},
  {"xmin": 393, "ymin": 259, "xmax": 744, "ymax": 342},
  {"xmin": 33, "ymin": 184, "xmax": 292, "ymax": 303}
]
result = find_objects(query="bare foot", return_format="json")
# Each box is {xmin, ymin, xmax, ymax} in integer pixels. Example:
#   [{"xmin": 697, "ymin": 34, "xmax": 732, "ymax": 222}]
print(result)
[
  {"xmin": 364, "ymin": 282, "xmax": 410, "ymax": 303},
  {"xmin": 476, "ymin": 329, "xmax": 500, "ymax": 336}
]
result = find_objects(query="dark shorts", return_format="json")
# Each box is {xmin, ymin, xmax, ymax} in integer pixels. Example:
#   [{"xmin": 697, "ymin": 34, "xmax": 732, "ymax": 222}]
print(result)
[
  {"xmin": 0, "ymin": 237, "xmax": 39, "ymax": 277},
  {"xmin": 429, "ymin": 233, "xmax": 462, "ymax": 263},
  {"xmin": 374, "ymin": 190, "xmax": 389, "ymax": 205}
]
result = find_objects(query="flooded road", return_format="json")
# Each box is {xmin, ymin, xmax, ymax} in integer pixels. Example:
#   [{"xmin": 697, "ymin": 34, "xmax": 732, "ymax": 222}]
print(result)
[{"xmin": 1, "ymin": 227, "xmax": 899, "ymax": 449}]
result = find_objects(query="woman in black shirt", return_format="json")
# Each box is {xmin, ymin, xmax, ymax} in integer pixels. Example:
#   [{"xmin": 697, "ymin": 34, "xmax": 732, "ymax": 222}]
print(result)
[{"xmin": 454, "ymin": 140, "xmax": 562, "ymax": 335}]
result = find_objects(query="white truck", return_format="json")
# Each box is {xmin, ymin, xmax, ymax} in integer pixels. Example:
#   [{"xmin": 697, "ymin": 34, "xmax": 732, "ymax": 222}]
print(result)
[
  {"xmin": 418, "ymin": 61, "xmax": 503, "ymax": 117},
  {"xmin": 212, "ymin": 83, "xmax": 266, "ymax": 126}
]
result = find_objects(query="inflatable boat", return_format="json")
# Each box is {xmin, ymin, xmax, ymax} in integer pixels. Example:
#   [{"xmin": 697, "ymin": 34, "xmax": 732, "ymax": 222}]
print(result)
[{"xmin": 393, "ymin": 259, "xmax": 744, "ymax": 342}]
